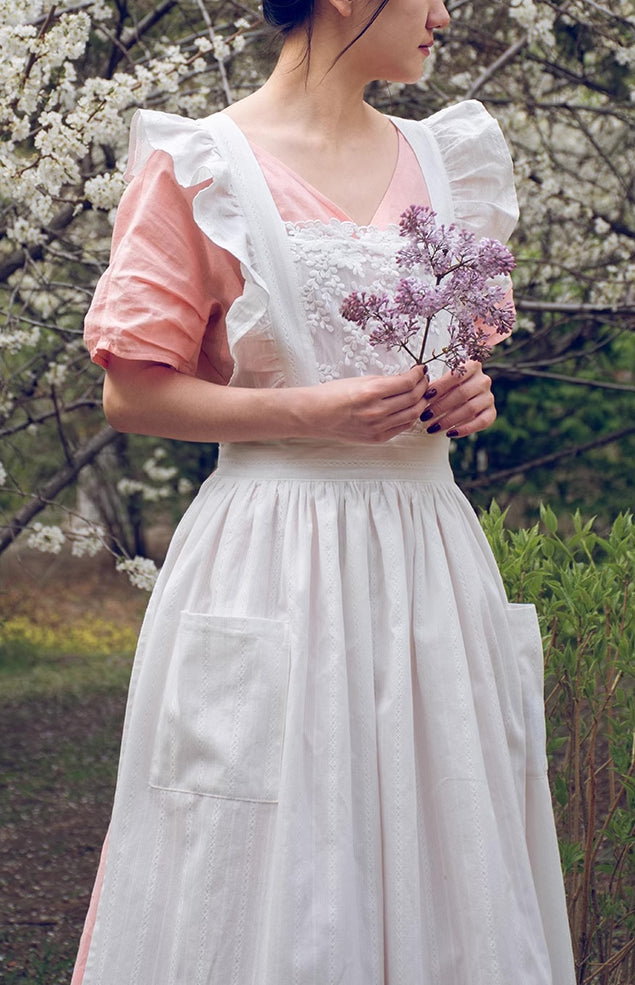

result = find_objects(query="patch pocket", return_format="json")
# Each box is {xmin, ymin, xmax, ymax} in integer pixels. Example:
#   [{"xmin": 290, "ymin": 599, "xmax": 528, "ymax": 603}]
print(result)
[
  {"xmin": 507, "ymin": 603, "xmax": 548, "ymax": 778},
  {"xmin": 150, "ymin": 612, "xmax": 290, "ymax": 802}
]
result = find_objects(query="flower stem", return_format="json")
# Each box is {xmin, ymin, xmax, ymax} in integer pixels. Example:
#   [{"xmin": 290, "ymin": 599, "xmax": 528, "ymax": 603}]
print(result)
[
  {"xmin": 418, "ymin": 315, "xmax": 433, "ymax": 364},
  {"xmin": 417, "ymin": 274, "xmax": 442, "ymax": 363},
  {"xmin": 400, "ymin": 341, "xmax": 419, "ymax": 362}
]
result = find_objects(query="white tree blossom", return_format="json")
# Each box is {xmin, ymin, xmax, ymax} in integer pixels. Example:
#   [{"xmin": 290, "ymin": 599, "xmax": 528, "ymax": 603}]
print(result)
[
  {"xmin": 70, "ymin": 524, "xmax": 106, "ymax": 557},
  {"xmin": 26, "ymin": 521, "xmax": 66, "ymax": 553},
  {"xmin": 116, "ymin": 554, "xmax": 159, "ymax": 591},
  {"xmin": 0, "ymin": 0, "xmax": 633, "ymax": 576}
]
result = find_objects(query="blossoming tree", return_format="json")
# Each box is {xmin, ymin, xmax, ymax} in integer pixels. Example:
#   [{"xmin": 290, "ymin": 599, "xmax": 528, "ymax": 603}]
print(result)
[
  {"xmin": 0, "ymin": 0, "xmax": 633, "ymax": 583},
  {"xmin": 0, "ymin": 0, "xmax": 257, "ymax": 584}
]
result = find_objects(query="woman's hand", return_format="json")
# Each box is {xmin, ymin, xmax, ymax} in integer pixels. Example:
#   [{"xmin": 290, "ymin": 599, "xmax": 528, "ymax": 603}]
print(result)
[
  {"xmin": 418, "ymin": 361, "xmax": 496, "ymax": 438},
  {"xmin": 296, "ymin": 364, "xmax": 429, "ymax": 444}
]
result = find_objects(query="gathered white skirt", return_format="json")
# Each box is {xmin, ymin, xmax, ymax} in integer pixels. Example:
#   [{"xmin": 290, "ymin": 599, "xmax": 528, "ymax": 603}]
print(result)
[{"xmin": 81, "ymin": 435, "xmax": 574, "ymax": 985}]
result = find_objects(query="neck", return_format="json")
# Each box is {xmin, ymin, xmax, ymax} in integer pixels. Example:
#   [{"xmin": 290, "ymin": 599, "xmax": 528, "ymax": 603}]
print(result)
[{"xmin": 242, "ymin": 29, "xmax": 378, "ymax": 143}]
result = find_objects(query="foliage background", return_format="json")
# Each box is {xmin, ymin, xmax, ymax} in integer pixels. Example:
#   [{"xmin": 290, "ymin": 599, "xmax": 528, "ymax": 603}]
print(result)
[{"xmin": 483, "ymin": 505, "xmax": 634, "ymax": 984}]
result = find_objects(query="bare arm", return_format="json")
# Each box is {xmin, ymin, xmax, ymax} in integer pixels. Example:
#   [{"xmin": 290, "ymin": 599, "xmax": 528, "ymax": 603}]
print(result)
[{"xmin": 102, "ymin": 355, "xmax": 432, "ymax": 445}]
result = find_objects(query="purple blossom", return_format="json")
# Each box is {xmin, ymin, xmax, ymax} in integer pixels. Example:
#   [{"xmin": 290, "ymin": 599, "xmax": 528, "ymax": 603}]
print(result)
[
  {"xmin": 476, "ymin": 238, "xmax": 516, "ymax": 277},
  {"xmin": 340, "ymin": 204, "xmax": 516, "ymax": 375},
  {"xmin": 393, "ymin": 278, "xmax": 451, "ymax": 320}
]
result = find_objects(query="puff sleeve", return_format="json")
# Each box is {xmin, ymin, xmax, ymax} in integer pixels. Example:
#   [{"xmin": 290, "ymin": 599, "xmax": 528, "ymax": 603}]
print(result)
[
  {"xmin": 424, "ymin": 100, "xmax": 518, "ymax": 345},
  {"xmin": 426, "ymin": 99, "xmax": 519, "ymax": 244},
  {"xmin": 83, "ymin": 110, "xmax": 267, "ymax": 383}
]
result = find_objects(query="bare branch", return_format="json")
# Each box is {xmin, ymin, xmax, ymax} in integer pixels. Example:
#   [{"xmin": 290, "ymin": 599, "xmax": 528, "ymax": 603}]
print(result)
[
  {"xmin": 0, "ymin": 425, "xmax": 119, "ymax": 555},
  {"xmin": 515, "ymin": 300, "xmax": 635, "ymax": 317},
  {"xmin": 30, "ymin": 0, "xmax": 95, "ymax": 26},
  {"xmin": 466, "ymin": 37, "xmax": 528, "ymax": 99},
  {"xmin": 194, "ymin": 0, "xmax": 234, "ymax": 106},
  {"xmin": 0, "ymin": 400, "xmax": 102, "ymax": 440},
  {"xmin": 461, "ymin": 425, "xmax": 635, "ymax": 491},
  {"xmin": 574, "ymin": 0, "xmax": 635, "ymax": 28},
  {"xmin": 50, "ymin": 388, "xmax": 75, "ymax": 467},
  {"xmin": 488, "ymin": 365, "xmax": 635, "ymax": 392},
  {"xmin": 117, "ymin": 0, "xmax": 178, "ymax": 53},
  {"xmin": 524, "ymin": 51, "xmax": 621, "ymax": 98}
]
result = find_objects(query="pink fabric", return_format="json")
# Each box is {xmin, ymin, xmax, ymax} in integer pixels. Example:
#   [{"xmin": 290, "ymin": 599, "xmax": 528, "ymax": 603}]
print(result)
[
  {"xmin": 250, "ymin": 129, "xmax": 430, "ymax": 228},
  {"xmin": 84, "ymin": 133, "xmax": 432, "ymax": 380},
  {"xmin": 71, "ymin": 833, "xmax": 109, "ymax": 985},
  {"xmin": 84, "ymin": 152, "xmax": 239, "ymax": 383}
]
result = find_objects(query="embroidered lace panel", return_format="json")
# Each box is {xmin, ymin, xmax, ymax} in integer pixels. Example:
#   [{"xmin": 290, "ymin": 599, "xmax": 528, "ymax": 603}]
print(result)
[{"xmin": 284, "ymin": 219, "xmax": 443, "ymax": 384}]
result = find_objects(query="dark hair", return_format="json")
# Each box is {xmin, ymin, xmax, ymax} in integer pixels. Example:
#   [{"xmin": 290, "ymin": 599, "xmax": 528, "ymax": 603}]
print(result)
[
  {"xmin": 263, "ymin": 0, "xmax": 392, "ymax": 66},
  {"xmin": 263, "ymin": 0, "xmax": 315, "ymax": 33}
]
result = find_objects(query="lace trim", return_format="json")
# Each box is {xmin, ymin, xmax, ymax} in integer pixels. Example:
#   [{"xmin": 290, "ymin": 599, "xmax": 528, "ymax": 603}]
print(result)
[
  {"xmin": 284, "ymin": 220, "xmax": 443, "ymax": 384},
  {"xmin": 284, "ymin": 216, "xmax": 401, "ymax": 240}
]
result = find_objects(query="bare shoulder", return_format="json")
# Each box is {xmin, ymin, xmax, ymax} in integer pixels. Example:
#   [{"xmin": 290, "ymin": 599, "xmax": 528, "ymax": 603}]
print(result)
[{"xmin": 220, "ymin": 91, "xmax": 281, "ymax": 143}]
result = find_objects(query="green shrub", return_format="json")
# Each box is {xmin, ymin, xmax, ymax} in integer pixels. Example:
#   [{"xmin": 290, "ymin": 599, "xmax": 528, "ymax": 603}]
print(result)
[{"xmin": 481, "ymin": 504, "xmax": 635, "ymax": 985}]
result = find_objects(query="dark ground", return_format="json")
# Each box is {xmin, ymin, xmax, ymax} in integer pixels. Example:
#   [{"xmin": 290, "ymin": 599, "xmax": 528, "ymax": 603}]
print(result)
[
  {"xmin": 0, "ymin": 692, "xmax": 125, "ymax": 984},
  {"xmin": 0, "ymin": 550, "xmax": 143, "ymax": 984}
]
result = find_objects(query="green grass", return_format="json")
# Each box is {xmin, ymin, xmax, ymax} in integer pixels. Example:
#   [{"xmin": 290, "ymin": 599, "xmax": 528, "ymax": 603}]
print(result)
[{"xmin": 0, "ymin": 616, "xmax": 136, "ymax": 702}]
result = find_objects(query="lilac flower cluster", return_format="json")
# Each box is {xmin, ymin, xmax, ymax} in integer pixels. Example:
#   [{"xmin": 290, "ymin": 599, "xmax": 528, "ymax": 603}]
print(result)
[{"xmin": 341, "ymin": 205, "xmax": 516, "ymax": 375}]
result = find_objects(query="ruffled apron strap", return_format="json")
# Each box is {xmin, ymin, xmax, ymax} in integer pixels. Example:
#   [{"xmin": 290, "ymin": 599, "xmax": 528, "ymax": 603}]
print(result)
[
  {"xmin": 202, "ymin": 113, "xmax": 320, "ymax": 388},
  {"xmin": 389, "ymin": 117, "xmax": 455, "ymax": 226}
]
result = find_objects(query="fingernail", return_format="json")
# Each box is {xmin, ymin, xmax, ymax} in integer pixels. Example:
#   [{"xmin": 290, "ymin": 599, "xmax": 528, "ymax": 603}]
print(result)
[
  {"xmin": 419, "ymin": 408, "xmax": 434, "ymax": 422},
  {"xmin": 423, "ymin": 387, "xmax": 437, "ymax": 400},
  {"xmin": 447, "ymin": 429, "xmax": 459, "ymax": 437},
  {"xmin": 427, "ymin": 422, "xmax": 441, "ymax": 433}
]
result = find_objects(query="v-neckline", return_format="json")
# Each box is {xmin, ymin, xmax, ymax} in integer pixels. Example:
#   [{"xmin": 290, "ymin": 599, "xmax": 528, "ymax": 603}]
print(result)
[
  {"xmin": 202, "ymin": 111, "xmax": 452, "ymax": 388},
  {"xmin": 221, "ymin": 115, "xmax": 403, "ymax": 229}
]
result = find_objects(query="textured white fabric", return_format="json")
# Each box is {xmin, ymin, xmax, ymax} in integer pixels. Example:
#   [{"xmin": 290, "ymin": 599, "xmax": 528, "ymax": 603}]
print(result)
[
  {"xmin": 419, "ymin": 100, "xmax": 520, "ymax": 243},
  {"xmin": 82, "ymin": 102, "xmax": 575, "ymax": 985}
]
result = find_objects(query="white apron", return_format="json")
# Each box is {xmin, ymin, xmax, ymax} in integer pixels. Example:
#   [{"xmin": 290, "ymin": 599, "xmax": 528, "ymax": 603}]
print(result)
[{"xmin": 80, "ymin": 103, "xmax": 576, "ymax": 985}]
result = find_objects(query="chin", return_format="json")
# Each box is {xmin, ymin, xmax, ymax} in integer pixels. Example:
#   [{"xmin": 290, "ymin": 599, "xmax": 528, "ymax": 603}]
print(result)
[
  {"xmin": 384, "ymin": 68, "xmax": 426, "ymax": 85},
  {"xmin": 378, "ymin": 56, "xmax": 429, "ymax": 86}
]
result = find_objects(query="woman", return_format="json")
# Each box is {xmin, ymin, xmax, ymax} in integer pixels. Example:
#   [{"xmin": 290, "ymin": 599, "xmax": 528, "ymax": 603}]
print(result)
[{"xmin": 73, "ymin": 0, "xmax": 576, "ymax": 981}]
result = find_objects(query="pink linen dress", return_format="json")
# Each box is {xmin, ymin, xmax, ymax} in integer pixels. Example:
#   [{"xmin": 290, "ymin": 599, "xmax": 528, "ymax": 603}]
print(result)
[{"xmin": 75, "ymin": 101, "xmax": 575, "ymax": 985}]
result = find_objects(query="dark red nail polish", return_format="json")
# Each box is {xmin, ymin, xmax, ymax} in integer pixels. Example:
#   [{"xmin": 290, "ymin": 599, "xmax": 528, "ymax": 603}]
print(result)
[
  {"xmin": 420, "ymin": 408, "xmax": 434, "ymax": 422},
  {"xmin": 447, "ymin": 429, "xmax": 459, "ymax": 437},
  {"xmin": 423, "ymin": 387, "xmax": 437, "ymax": 400},
  {"xmin": 427, "ymin": 422, "xmax": 441, "ymax": 433}
]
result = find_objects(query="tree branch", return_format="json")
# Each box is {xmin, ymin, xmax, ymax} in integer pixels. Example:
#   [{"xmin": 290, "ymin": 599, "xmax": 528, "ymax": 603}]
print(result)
[
  {"xmin": 0, "ymin": 425, "xmax": 118, "ymax": 555},
  {"xmin": 488, "ymin": 365, "xmax": 635, "ymax": 392},
  {"xmin": 515, "ymin": 299, "xmax": 635, "ymax": 317},
  {"xmin": 109, "ymin": 0, "xmax": 179, "ymax": 71},
  {"xmin": 466, "ymin": 37, "xmax": 528, "ymax": 99},
  {"xmin": 0, "ymin": 400, "xmax": 101, "ymax": 440},
  {"xmin": 461, "ymin": 425, "xmax": 635, "ymax": 491},
  {"xmin": 0, "ymin": 202, "xmax": 87, "ymax": 284},
  {"xmin": 573, "ymin": 0, "xmax": 635, "ymax": 29},
  {"xmin": 524, "ymin": 51, "xmax": 619, "ymax": 98},
  {"xmin": 31, "ymin": 1, "xmax": 95, "ymax": 26},
  {"xmin": 194, "ymin": 0, "xmax": 234, "ymax": 106}
]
